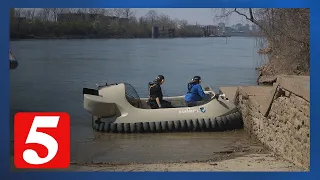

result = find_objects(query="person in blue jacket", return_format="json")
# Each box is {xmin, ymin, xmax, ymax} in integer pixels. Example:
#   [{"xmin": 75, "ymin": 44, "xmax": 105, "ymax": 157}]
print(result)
[{"xmin": 184, "ymin": 76, "xmax": 208, "ymax": 107}]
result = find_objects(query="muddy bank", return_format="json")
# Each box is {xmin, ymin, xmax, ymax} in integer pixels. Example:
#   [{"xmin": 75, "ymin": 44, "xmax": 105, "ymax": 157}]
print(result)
[{"xmin": 234, "ymin": 75, "xmax": 310, "ymax": 170}]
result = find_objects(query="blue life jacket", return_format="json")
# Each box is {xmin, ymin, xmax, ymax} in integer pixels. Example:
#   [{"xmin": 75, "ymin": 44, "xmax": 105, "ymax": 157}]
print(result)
[{"xmin": 184, "ymin": 82, "xmax": 206, "ymax": 102}]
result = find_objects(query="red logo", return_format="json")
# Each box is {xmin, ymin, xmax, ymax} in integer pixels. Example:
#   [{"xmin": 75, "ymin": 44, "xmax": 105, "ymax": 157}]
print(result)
[{"xmin": 14, "ymin": 112, "xmax": 70, "ymax": 169}]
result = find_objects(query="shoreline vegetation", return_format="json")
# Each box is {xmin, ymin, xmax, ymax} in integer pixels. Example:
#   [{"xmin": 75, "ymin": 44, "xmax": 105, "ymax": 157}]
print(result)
[
  {"xmin": 10, "ymin": 8, "xmax": 258, "ymax": 40},
  {"xmin": 9, "ymin": 35, "xmax": 239, "ymax": 40},
  {"xmin": 213, "ymin": 8, "xmax": 310, "ymax": 84},
  {"xmin": 10, "ymin": 8, "xmax": 208, "ymax": 40},
  {"xmin": 10, "ymin": 8, "xmax": 309, "ymax": 84}
]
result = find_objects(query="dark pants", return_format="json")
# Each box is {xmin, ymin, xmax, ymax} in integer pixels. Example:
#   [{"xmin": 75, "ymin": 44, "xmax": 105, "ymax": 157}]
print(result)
[{"xmin": 148, "ymin": 100, "xmax": 174, "ymax": 109}]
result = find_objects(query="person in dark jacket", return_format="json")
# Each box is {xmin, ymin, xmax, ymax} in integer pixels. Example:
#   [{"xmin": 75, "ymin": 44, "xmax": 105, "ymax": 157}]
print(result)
[
  {"xmin": 148, "ymin": 75, "xmax": 173, "ymax": 109},
  {"xmin": 184, "ymin": 76, "xmax": 208, "ymax": 107}
]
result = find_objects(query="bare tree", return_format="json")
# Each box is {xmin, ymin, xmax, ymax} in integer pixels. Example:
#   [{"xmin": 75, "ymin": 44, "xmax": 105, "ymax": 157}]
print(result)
[
  {"xmin": 36, "ymin": 8, "xmax": 51, "ymax": 22},
  {"xmin": 145, "ymin": 10, "xmax": 158, "ymax": 25},
  {"xmin": 48, "ymin": 8, "xmax": 64, "ymax": 21},
  {"xmin": 157, "ymin": 13, "xmax": 176, "ymax": 28},
  {"xmin": 213, "ymin": 8, "xmax": 310, "ymax": 82},
  {"xmin": 177, "ymin": 19, "xmax": 188, "ymax": 28},
  {"xmin": 112, "ymin": 8, "xmax": 135, "ymax": 19},
  {"xmin": 23, "ymin": 8, "xmax": 37, "ymax": 20},
  {"xmin": 14, "ymin": 8, "xmax": 23, "ymax": 17}
]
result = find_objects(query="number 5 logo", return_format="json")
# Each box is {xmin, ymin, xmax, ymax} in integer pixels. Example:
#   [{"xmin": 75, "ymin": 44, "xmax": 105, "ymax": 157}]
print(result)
[{"xmin": 14, "ymin": 112, "xmax": 70, "ymax": 169}]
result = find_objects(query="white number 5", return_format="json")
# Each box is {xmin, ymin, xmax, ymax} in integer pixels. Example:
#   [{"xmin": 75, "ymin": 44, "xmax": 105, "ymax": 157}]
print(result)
[{"xmin": 23, "ymin": 116, "xmax": 60, "ymax": 165}]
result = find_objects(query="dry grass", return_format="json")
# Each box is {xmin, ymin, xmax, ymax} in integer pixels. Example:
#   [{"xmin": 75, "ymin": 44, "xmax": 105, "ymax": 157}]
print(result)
[{"xmin": 213, "ymin": 8, "xmax": 310, "ymax": 83}]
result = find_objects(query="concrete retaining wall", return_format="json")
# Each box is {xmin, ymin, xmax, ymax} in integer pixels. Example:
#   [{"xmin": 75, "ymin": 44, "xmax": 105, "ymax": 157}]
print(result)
[{"xmin": 234, "ymin": 75, "xmax": 310, "ymax": 169}]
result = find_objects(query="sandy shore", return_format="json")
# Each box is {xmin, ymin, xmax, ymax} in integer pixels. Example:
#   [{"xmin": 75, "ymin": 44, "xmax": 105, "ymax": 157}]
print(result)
[
  {"xmin": 68, "ymin": 153, "xmax": 304, "ymax": 172},
  {"xmin": 10, "ymin": 130, "xmax": 306, "ymax": 172},
  {"xmin": 11, "ymin": 152, "xmax": 304, "ymax": 172}
]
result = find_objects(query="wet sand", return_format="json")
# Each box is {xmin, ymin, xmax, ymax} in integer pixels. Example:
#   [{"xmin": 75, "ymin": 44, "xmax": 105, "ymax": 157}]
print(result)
[
  {"xmin": 10, "ymin": 111, "xmax": 302, "ymax": 171},
  {"xmin": 70, "ymin": 128, "xmax": 263, "ymax": 165},
  {"xmin": 68, "ymin": 153, "xmax": 303, "ymax": 172},
  {"xmin": 10, "ymin": 128, "xmax": 304, "ymax": 172},
  {"xmin": 10, "ymin": 112, "xmax": 302, "ymax": 171}
]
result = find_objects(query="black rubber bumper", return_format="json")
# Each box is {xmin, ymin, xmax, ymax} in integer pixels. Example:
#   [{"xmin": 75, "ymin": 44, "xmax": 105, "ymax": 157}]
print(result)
[{"xmin": 92, "ymin": 112, "xmax": 243, "ymax": 133}]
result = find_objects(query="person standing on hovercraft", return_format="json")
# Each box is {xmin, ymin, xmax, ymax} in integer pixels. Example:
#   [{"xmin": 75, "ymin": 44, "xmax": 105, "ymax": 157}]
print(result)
[
  {"xmin": 148, "ymin": 75, "xmax": 173, "ymax": 109},
  {"xmin": 184, "ymin": 76, "xmax": 208, "ymax": 107}
]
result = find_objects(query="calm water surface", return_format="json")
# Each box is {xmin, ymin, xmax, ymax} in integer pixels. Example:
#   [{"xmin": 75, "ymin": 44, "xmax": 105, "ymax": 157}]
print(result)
[{"xmin": 10, "ymin": 37, "xmax": 264, "ymax": 164}]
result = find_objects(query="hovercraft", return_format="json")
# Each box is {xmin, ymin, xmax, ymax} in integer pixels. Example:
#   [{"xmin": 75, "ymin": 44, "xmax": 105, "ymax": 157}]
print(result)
[{"xmin": 83, "ymin": 82, "xmax": 243, "ymax": 133}]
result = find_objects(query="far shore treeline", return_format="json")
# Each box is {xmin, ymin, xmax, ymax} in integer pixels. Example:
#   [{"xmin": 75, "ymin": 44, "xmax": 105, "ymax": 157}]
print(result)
[
  {"xmin": 10, "ymin": 8, "xmax": 216, "ymax": 39},
  {"xmin": 10, "ymin": 8, "xmax": 309, "ymax": 84}
]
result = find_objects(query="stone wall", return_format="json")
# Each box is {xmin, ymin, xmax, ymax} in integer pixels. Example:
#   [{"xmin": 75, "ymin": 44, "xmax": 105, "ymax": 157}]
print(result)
[{"xmin": 235, "ymin": 76, "xmax": 310, "ymax": 169}]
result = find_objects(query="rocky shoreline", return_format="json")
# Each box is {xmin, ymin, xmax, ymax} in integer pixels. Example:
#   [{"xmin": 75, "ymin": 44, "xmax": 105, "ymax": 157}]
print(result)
[{"xmin": 234, "ymin": 75, "xmax": 310, "ymax": 170}]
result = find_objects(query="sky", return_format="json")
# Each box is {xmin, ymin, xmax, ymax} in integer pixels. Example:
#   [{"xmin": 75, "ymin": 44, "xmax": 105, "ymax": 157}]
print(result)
[{"xmin": 134, "ymin": 8, "xmax": 248, "ymax": 26}]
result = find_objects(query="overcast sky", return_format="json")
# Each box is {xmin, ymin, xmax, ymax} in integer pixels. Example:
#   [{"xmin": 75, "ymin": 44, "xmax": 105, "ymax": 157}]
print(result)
[{"xmin": 134, "ymin": 8, "xmax": 248, "ymax": 26}]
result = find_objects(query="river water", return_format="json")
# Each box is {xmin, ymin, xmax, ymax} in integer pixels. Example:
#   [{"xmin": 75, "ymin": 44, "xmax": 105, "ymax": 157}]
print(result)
[{"xmin": 10, "ymin": 37, "xmax": 265, "ymax": 165}]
